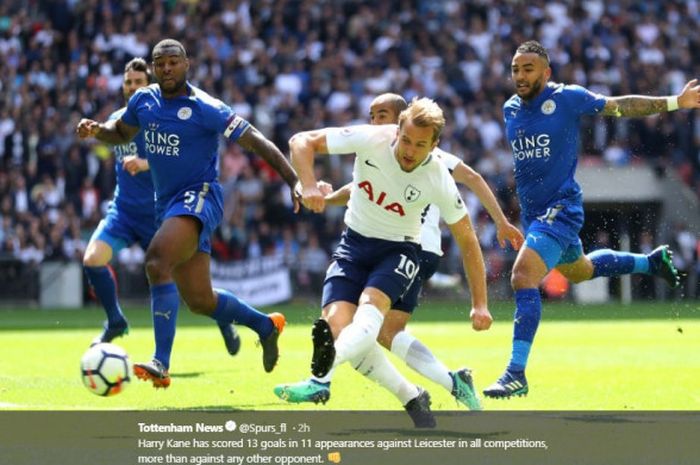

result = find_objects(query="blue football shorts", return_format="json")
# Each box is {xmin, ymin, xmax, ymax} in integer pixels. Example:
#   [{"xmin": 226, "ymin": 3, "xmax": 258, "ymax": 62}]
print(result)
[
  {"xmin": 91, "ymin": 203, "xmax": 157, "ymax": 252},
  {"xmin": 522, "ymin": 202, "xmax": 585, "ymax": 271},
  {"xmin": 157, "ymin": 182, "xmax": 223, "ymax": 254},
  {"xmin": 393, "ymin": 250, "xmax": 441, "ymax": 313}
]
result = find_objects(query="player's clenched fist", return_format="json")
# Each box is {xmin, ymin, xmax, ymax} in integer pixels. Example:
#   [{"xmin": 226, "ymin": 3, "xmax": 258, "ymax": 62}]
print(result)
[
  {"xmin": 123, "ymin": 155, "xmax": 149, "ymax": 176},
  {"xmin": 470, "ymin": 306, "xmax": 493, "ymax": 331},
  {"xmin": 300, "ymin": 183, "xmax": 326, "ymax": 213},
  {"xmin": 76, "ymin": 118, "xmax": 101, "ymax": 139}
]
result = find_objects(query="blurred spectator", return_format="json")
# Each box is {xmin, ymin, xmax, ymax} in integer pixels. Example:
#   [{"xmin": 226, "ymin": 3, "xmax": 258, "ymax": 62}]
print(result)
[{"xmin": 0, "ymin": 0, "xmax": 696, "ymax": 301}]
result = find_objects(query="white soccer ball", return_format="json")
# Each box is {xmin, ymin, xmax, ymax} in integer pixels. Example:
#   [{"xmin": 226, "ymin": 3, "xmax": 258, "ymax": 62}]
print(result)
[{"xmin": 80, "ymin": 343, "xmax": 133, "ymax": 396}]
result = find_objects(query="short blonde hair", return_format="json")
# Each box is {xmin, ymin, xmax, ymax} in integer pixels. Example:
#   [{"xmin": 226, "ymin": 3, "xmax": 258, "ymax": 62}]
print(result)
[{"xmin": 398, "ymin": 97, "xmax": 445, "ymax": 142}]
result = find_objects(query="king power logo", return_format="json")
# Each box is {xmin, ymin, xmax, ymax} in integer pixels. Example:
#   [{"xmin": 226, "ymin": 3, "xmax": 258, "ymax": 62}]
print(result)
[
  {"xmin": 145, "ymin": 123, "xmax": 181, "ymax": 157},
  {"xmin": 510, "ymin": 133, "xmax": 551, "ymax": 161},
  {"xmin": 113, "ymin": 141, "xmax": 138, "ymax": 162}
]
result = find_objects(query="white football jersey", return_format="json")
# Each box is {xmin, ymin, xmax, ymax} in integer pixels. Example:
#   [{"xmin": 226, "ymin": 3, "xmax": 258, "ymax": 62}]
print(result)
[
  {"xmin": 326, "ymin": 124, "xmax": 466, "ymax": 243},
  {"xmin": 420, "ymin": 148, "xmax": 462, "ymax": 255}
]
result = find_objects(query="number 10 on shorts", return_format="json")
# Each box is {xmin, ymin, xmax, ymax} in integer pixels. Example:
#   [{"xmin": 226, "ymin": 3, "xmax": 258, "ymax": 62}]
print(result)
[{"xmin": 394, "ymin": 254, "xmax": 419, "ymax": 280}]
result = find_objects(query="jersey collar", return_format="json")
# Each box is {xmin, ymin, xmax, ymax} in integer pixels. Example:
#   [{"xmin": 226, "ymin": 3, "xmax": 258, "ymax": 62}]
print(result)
[{"xmin": 520, "ymin": 82, "xmax": 556, "ymax": 109}]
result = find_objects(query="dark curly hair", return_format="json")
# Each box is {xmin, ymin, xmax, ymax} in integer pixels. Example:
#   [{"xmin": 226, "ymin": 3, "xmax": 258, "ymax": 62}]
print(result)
[{"xmin": 516, "ymin": 40, "xmax": 550, "ymax": 65}]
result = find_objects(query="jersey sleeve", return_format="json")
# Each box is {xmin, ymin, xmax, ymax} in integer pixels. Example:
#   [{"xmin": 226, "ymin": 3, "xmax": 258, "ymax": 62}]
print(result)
[
  {"xmin": 563, "ymin": 84, "xmax": 606, "ymax": 117},
  {"xmin": 433, "ymin": 172, "xmax": 468, "ymax": 225},
  {"xmin": 121, "ymin": 91, "xmax": 143, "ymax": 127},
  {"xmin": 325, "ymin": 124, "xmax": 387, "ymax": 157},
  {"xmin": 434, "ymin": 148, "xmax": 461, "ymax": 172},
  {"xmin": 209, "ymin": 101, "xmax": 250, "ymax": 143},
  {"xmin": 108, "ymin": 108, "xmax": 125, "ymax": 123}
]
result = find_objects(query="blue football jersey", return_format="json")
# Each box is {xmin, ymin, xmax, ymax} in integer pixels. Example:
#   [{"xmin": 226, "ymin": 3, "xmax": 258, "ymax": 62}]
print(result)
[
  {"xmin": 121, "ymin": 83, "xmax": 249, "ymax": 209},
  {"xmin": 108, "ymin": 108, "xmax": 155, "ymax": 214},
  {"xmin": 503, "ymin": 82, "xmax": 606, "ymax": 217}
]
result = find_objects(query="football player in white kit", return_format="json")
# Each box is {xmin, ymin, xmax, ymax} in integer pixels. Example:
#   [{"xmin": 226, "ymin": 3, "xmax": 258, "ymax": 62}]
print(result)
[
  {"xmin": 279, "ymin": 98, "xmax": 492, "ymax": 426},
  {"xmin": 276, "ymin": 94, "xmax": 523, "ymax": 417}
]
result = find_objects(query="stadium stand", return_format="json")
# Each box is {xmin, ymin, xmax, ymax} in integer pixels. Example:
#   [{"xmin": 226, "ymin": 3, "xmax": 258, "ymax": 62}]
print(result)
[{"xmin": 0, "ymin": 0, "xmax": 697, "ymax": 301}]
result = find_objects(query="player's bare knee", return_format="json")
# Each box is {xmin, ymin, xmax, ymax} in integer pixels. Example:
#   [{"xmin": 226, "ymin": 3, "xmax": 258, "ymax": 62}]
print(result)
[
  {"xmin": 83, "ymin": 243, "xmax": 109, "ymax": 267},
  {"xmin": 566, "ymin": 272, "xmax": 587, "ymax": 284},
  {"xmin": 183, "ymin": 294, "xmax": 216, "ymax": 315},
  {"xmin": 145, "ymin": 250, "xmax": 172, "ymax": 283},
  {"xmin": 511, "ymin": 268, "xmax": 537, "ymax": 290},
  {"xmin": 357, "ymin": 290, "xmax": 390, "ymax": 313},
  {"xmin": 82, "ymin": 251, "xmax": 103, "ymax": 267}
]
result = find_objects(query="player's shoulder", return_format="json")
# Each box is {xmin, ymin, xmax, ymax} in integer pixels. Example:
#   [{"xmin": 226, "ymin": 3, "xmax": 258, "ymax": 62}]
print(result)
[
  {"xmin": 334, "ymin": 123, "xmax": 396, "ymax": 144},
  {"xmin": 504, "ymin": 94, "xmax": 521, "ymax": 111},
  {"xmin": 353, "ymin": 123, "xmax": 396, "ymax": 137},
  {"xmin": 189, "ymin": 84, "xmax": 229, "ymax": 112},
  {"xmin": 132, "ymin": 84, "xmax": 159, "ymax": 101},
  {"xmin": 432, "ymin": 147, "xmax": 461, "ymax": 171},
  {"xmin": 127, "ymin": 84, "xmax": 159, "ymax": 109},
  {"xmin": 557, "ymin": 82, "xmax": 602, "ymax": 99},
  {"xmin": 108, "ymin": 106, "xmax": 127, "ymax": 121},
  {"xmin": 421, "ymin": 150, "xmax": 454, "ymax": 179}
]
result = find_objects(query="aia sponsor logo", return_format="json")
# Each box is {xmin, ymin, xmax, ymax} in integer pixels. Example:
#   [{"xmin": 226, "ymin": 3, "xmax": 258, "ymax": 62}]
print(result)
[{"xmin": 357, "ymin": 180, "xmax": 406, "ymax": 216}]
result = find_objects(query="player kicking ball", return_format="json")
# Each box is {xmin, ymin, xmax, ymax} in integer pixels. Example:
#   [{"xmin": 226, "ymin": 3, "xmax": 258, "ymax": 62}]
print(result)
[
  {"xmin": 280, "ymin": 97, "xmax": 491, "ymax": 427},
  {"xmin": 275, "ymin": 94, "xmax": 523, "ymax": 414},
  {"xmin": 77, "ymin": 39, "xmax": 299, "ymax": 388},
  {"xmin": 82, "ymin": 57, "xmax": 241, "ymax": 357}
]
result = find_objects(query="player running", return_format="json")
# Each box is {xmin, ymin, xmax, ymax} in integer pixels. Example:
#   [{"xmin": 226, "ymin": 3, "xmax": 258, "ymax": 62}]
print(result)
[
  {"xmin": 484, "ymin": 40, "xmax": 695, "ymax": 399},
  {"xmin": 83, "ymin": 57, "xmax": 241, "ymax": 356},
  {"xmin": 274, "ymin": 93, "xmax": 523, "ymax": 412},
  {"xmin": 283, "ymin": 97, "xmax": 491, "ymax": 426},
  {"xmin": 77, "ymin": 39, "xmax": 299, "ymax": 388}
]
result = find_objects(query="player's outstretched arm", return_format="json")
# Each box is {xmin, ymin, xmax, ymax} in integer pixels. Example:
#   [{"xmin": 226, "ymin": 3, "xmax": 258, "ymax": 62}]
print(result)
[
  {"xmin": 76, "ymin": 118, "xmax": 139, "ymax": 145},
  {"xmin": 602, "ymin": 79, "xmax": 700, "ymax": 117},
  {"xmin": 447, "ymin": 214, "xmax": 492, "ymax": 331},
  {"xmin": 237, "ymin": 125, "xmax": 299, "ymax": 189},
  {"xmin": 324, "ymin": 182, "xmax": 352, "ymax": 207},
  {"xmin": 288, "ymin": 129, "xmax": 330, "ymax": 213},
  {"xmin": 238, "ymin": 124, "xmax": 300, "ymax": 211},
  {"xmin": 451, "ymin": 162, "xmax": 524, "ymax": 250}
]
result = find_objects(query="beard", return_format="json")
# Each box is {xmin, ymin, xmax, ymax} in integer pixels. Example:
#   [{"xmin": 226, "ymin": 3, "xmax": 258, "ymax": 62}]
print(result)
[
  {"xmin": 517, "ymin": 77, "xmax": 545, "ymax": 101},
  {"xmin": 159, "ymin": 76, "xmax": 187, "ymax": 95}
]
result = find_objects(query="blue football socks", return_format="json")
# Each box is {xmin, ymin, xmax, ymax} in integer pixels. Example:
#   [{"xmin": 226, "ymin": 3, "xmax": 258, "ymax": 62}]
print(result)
[
  {"xmin": 212, "ymin": 288, "xmax": 273, "ymax": 339},
  {"xmin": 588, "ymin": 249, "xmax": 649, "ymax": 278},
  {"xmin": 150, "ymin": 282, "xmax": 180, "ymax": 369},
  {"xmin": 507, "ymin": 288, "xmax": 542, "ymax": 373},
  {"xmin": 85, "ymin": 266, "xmax": 125, "ymax": 326}
]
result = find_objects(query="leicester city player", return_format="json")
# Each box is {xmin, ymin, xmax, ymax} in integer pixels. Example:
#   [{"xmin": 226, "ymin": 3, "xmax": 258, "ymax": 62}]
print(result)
[
  {"xmin": 283, "ymin": 97, "xmax": 491, "ymax": 426},
  {"xmin": 274, "ymin": 94, "xmax": 523, "ymax": 412},
  {"xmin": 483, "ymin": 41, "xmax": 699, "ymax": 399},
  {"xmin": 84, "ymin": 58, "xmax": 242, "ymax": 356},
  {"xmin": 77, "ymin": 39, "xmax": 299, "ymax": 389}
]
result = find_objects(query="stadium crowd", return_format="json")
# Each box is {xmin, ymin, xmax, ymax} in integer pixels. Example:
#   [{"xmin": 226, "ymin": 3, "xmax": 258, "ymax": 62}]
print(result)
[{"xmin": 0, "ymin": 0, "xmax": 698, "ymax": 298}]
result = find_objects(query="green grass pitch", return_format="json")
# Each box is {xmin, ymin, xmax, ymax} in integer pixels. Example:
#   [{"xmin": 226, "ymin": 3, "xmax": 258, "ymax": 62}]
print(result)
[{"xmin": 0, "ymin": 300, "xmax": 698, "ymax": 411}]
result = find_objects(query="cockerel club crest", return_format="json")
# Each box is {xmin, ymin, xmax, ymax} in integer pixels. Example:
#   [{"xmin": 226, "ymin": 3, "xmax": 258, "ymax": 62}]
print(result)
[{"xmin": 404, "ymin": 185, "xmax": 421, "ymax": 202}]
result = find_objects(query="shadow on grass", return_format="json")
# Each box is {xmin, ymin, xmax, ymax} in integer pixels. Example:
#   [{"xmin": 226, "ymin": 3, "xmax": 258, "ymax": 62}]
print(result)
[
  {"xmin": 170, "ymin": 372, "xmax": 204, "ymax": 379},
  {"xmin": 1, "ymin": 300, "xmax": 698, "ymax": 331}
]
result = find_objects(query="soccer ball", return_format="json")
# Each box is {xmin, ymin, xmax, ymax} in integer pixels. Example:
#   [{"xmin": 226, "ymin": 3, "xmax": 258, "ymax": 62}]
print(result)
[{"xmin": 80, "ymin": 343, "xmax": 133, "ymax": 396}]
